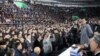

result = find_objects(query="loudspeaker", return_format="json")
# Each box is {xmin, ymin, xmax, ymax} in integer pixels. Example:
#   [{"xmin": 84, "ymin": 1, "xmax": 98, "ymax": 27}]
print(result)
[
  {"xmin": 0, "ymin": 0, "xmax": 3, "ymax": 3},
  {"xmin": 24, "ymin": 0, "xmax": 30, "ymax": 3},
  {"xmin": 0, "ymin": 7, "xmax": 2, "ymax": 11},
  {"xmin": 8, "ymin": 0, "xmax": 13, "ymax": 3}
]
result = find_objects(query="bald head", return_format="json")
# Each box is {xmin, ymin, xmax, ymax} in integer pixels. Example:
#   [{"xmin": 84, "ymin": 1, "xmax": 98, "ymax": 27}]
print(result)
[{"xmin": 34, "ymin": 47, "xmax": 41, "ymax": 55}]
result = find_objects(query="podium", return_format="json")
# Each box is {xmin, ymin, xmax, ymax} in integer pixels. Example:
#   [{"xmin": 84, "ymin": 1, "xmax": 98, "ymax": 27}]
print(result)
[
  {"xmin": 58, "ymin": 47, "xmax": 81, "ymax": 56},
  {"xmin": 58, "ymin": 47, "xmax": 72, "ymax": 56}
]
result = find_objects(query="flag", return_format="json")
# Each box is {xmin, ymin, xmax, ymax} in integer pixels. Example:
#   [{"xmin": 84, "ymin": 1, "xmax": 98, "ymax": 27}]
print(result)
[
  {"xmin": 14, "ymin": 2, "xmax": 28, "ymax": 8},
  {"xmin": 72, "ymin": 16, "xmax": 80, "ymax": 20}
]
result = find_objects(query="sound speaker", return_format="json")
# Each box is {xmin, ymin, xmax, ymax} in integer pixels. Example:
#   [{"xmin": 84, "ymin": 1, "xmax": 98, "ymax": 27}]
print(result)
[
  {"xmin": 0, "ymin": 0, "xmax": 3, "ymax": 3},
  {"xmin": 8, "ymin": 0, "xmax": 13, "ymax": 3}
]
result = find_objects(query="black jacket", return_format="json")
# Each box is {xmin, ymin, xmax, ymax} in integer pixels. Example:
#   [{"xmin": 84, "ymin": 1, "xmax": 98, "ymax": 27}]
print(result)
[{"xmin": 0, "ymin": 49, "xmax": 6, "ymax": 56}]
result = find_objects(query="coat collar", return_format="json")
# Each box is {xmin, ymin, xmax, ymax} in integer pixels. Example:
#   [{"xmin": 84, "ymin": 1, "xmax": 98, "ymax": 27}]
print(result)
[{"xmin": 95, "ymin": 51, "xmax": 100, "ymax": 56}]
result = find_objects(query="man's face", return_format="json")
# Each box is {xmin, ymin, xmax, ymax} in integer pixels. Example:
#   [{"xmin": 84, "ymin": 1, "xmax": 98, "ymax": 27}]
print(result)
[
  {"xmin": 27, "ymin": 35, "xmax": 31, "ymax": 40},
  {"xmin": 12, "ymin": 31, "xmax": 15, "ymax": 35},
  {"xmin": 4, "ymin": 35, "xmax": 10, "ymax": 39},
  {"xmin": 19, "ymin": 38, "xmax": 24, "ymax": 43},
  {"xmin": 74, "ymin": 20, "xmax": 78, "ymax": 24},
  {"xmin": 81, "ymin": 19, "xmax": 86, "ymax": 25},
  {"xmin": 90, "ymin": 38, "xmax": 98, "ymax": 52},
  {"xmin": 17, "ymin": 43, "xmax": 22, "ymax": 50},
  {"xmin": 13, "ymin": 35, "xmax": 18, "ymax": 40},
  {"xmin": 0, "ymin": 44, "xmax": 7, "ymax": 49},
  {"xmin": 0, "ymin": 33, "xmax": 2, "ymax": 37},
  {"xmin": 98, "ymin": 20, "xmax": 100, "ymax": 25},
  {"xmin": 2, "ymin": 45, "xmax": 7, "ymax": 49}
]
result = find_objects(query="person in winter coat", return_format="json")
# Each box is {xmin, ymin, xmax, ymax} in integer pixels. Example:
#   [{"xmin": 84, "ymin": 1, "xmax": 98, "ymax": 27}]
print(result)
[{"xmin": 43, "ymin": 32, "xmax": 52, "ymax": 56}]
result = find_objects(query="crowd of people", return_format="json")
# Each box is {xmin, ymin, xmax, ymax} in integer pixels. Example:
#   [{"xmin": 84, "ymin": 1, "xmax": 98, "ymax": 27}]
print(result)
[
  {"xmin": 0, "ymin": 3, "xmax": 62, "ymax": 26},
  {"xmin": 0, "ymin": 2, "xmax": 100, "ymax": 56},
  {"xmin": 0, "ymin": 17, "xmax": 100, "ymax": 56}
]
